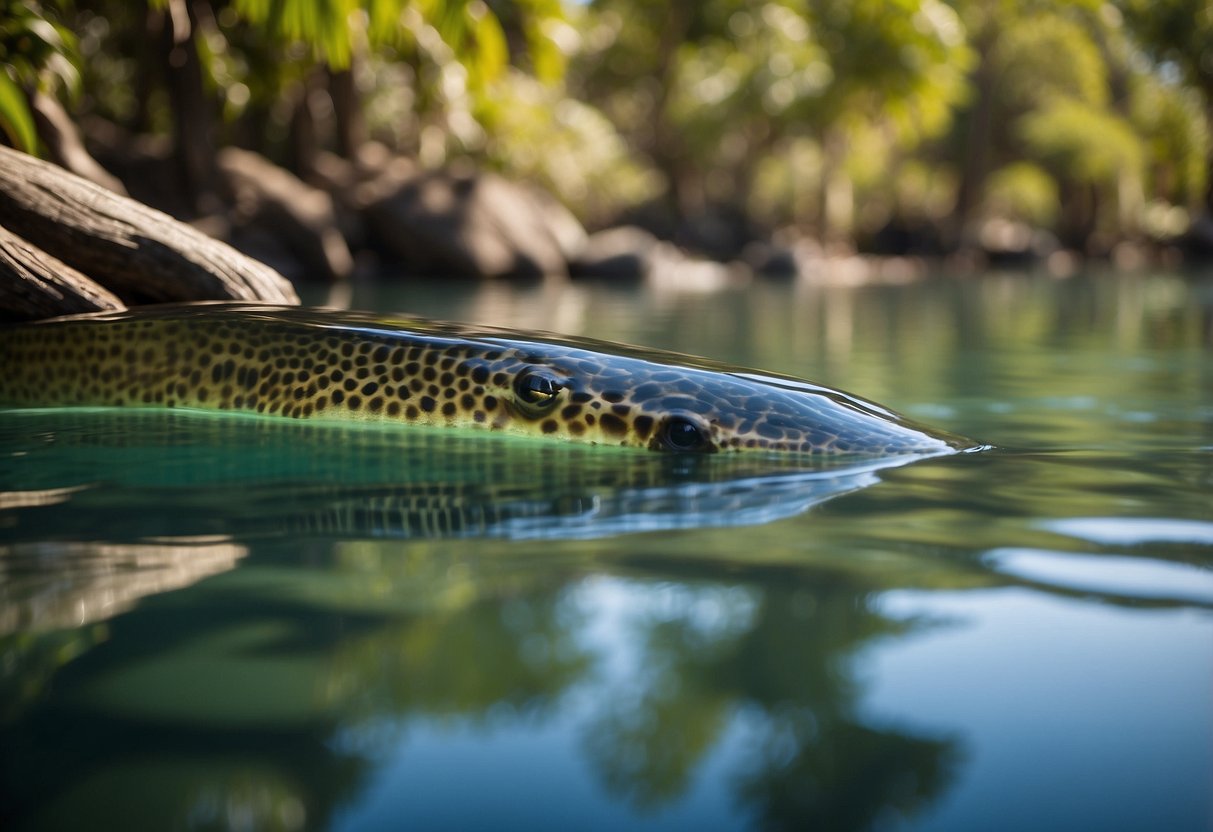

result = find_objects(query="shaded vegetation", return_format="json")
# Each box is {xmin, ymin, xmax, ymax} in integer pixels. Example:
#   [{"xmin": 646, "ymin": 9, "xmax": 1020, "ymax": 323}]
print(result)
[{"xmin": 1, "ymin": 0, "xmax": 1211, "ymax": 270}]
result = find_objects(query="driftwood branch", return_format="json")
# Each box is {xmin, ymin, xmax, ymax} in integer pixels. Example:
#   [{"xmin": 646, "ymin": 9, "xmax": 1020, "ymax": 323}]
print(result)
[
  {"xmin": 0, "ymin": 144, "xmax": 298, "ymax": 306},
  {"xmin": 0, "ymin": 224, "xmax": 124, "ymax": 321}
]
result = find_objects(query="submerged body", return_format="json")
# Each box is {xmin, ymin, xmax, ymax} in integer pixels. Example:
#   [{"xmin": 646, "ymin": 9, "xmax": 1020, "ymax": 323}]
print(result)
[{"xmin": 0, "ymin": 304, "xmax": 966, "ymax": 457}]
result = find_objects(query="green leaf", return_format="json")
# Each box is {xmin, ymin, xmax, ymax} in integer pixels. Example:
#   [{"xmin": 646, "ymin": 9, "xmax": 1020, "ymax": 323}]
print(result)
[
  {"xmin": 0, "ymin": 71, "xmax": 37, "ymax": 152},
  {"xmin": 467, "ymin": 2, "xmax": 507, "ymax": 87}
]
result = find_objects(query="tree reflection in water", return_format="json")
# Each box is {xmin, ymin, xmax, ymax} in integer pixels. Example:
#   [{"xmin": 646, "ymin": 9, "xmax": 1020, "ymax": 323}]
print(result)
[
  {"xmin": 0, "ymin": 553, "xmax": 960, "ymax": 830},
  {"xmin": 577, "ymin": 576, "xmax": 959, "ymax": 828}
]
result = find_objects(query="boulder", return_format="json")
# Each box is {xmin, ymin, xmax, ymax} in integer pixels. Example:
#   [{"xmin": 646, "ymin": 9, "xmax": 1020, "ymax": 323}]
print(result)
[
  {"xmin": 216, "ymin": 147, "xmax": 354, "ymax": 282},
  {"xmin": 569, "ymin": 226, "xmax": 661, "ymax": 280},
  {"xmin": 362, "ymin": 170, "xmax": 582, "ymax": 278}
]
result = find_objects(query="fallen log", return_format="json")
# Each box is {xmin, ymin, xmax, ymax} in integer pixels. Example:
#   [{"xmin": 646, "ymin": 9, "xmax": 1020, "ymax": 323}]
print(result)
[
  {"xmin": 0, "ymin": 145, "xmax": 298, "ymax": 307},
  {"xmin": 0, "ymin": 224, "xmax": 124, "ymax": 321}
]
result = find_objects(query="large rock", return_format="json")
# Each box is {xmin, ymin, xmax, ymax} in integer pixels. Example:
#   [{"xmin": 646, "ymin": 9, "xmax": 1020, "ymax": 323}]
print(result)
[
  {"xmin": 216, "ymin": 148, "xmax": 354, "ymax": 282},
  {"xmin": 362, "ymin": 170, "xmax": 584, "ymax": 278},
  {"xmin": 569, "ymin": 225, "xmax": 660, "ymax": 279}
]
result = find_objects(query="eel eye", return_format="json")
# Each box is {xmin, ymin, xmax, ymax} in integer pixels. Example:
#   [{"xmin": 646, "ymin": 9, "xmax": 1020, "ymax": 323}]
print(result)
[
  {"xmin": 659, "ymin": 415, "xmax": 711, "ymax": 453},
  {"xmin": 515, "ymin": 368, "xmax": 564, "ymax": 409}
]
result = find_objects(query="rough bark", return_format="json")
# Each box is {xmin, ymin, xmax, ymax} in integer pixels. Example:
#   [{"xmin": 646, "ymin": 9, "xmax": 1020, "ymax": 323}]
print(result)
[
  {"xmin": 0, "ymin": 224, "xmax": 124, "ymax": 321},
  {"xmin": 0, "ymin": 145, "xmax": 298, "ymax": 305}
]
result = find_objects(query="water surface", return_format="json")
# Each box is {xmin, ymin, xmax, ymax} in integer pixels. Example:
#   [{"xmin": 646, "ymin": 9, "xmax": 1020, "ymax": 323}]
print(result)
[{"xmin": 1, "ymin": 270, "xmax": 1210, "ymax": 831}]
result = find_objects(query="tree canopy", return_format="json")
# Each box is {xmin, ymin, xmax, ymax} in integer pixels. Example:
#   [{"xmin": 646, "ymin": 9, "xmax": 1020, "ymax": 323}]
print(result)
[{"xmin": 2, "ymin": 0, "xmax": 1209, "ymax": 256}]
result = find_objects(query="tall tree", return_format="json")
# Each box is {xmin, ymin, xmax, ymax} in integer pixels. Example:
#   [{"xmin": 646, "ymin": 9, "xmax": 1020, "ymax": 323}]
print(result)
[{"xmin": 1119, "ymin": 0, "xmax": 1213, "ymax": 213}]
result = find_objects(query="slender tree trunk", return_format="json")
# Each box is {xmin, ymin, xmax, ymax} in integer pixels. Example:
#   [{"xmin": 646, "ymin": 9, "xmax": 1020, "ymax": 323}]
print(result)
[
  {"xmin": 289, "ymin": 83, "xmax": 319, "ymax": 177},
  {"xmin": 953, "ymin": 44, "xmax": 995, "ymax": 249},
  {"xmin": 329, "ymin": 62, "xmax": 365, "ymax": 159},
  {"xmin": 162, "ymin": 0, "xmax": 219, "ymax": 213},
  {"xmin": 134, "ymin": 3, "xmax": 161, "ymax": 133},
  {"xmin": 1205, "ymin": 103, "xmax": 1213, "ymax": 216},
  {"xmin": 819, "ymin": 128, "xmax": 853, "ymax": 246},
  {"xmin": 1058, "ymin": 179, "xmax": 1097, "ymax": 250},
  {"xmin": 650, "ymin": 0, "xmax": 693, "ymax": 222}
]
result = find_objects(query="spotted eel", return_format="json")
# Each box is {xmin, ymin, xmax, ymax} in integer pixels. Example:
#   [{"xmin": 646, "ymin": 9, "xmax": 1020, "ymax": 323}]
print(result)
[{"xmin": 0, "ymin": 303, "xmax": 967, "ymax": 457}]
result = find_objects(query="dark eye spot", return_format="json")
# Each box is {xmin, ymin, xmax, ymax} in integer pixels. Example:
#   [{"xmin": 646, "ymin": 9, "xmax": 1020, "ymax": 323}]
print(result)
[
  {"xmin": 514, "ymin": 368, "xmax": 564, "ymax": 410},
  {"xmin": 660, "ymin": 416, "xmax": 711, "ymax": 452}
]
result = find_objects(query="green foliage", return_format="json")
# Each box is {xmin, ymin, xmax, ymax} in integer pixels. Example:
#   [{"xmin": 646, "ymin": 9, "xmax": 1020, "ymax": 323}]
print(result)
[
  {"xmin": 0, "ymin": 0, "xmax": 79, "ymax": 94},
  {"xmin": 984, "ymin": 162, "xmax": 1060, "ymax": 226},
  {"xmin": 1130, "ymin": 71, "xmax": 1210, "ymax": 208},
  {"xmin": 993, "ymin": 12, "xmax": 1109, "ymax": 111},
  {"xmin": 804, "ymin": 0, "xmax": 973, "ymax": 140},
  {"xmin": 477, "ymin": 70, "xmax": 660, "ymax": 223},
  {"xmin": 0, "ymin": 69, "xmax": 35, "ymax": 150},
  {"xmin": 574, "ymin": 0, "xmax": 971, "ymax": 227},
  {"xmin": 18, "ymin": 0, "xmax": 1213, "ymax": 244},
  {"xmin": 1119, "ymin": 0, "xmax": 1213, "ymax": 98},
  {"xmin": 233, "ymin": 0, "xmax": 360, "ymax": 68},
  {"xmin": 0, "ymin": 0, "xmax": 79, "ymax": 151},
  {"xmin": 1020, "ymin": 98, "xmax": 1144, "ymax": 188},
  {"xmin": 226, "ymin": 0, "xmax": 562, "ymax": 87}
]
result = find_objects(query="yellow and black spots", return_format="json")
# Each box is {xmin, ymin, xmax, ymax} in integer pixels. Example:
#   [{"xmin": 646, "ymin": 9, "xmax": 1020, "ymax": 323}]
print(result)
[{"xmin": 0, "ymin": 303, "xmax": 966, "ymax": 457}]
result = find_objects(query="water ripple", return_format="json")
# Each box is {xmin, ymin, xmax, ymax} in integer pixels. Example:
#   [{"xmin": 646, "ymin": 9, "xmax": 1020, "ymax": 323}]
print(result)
[
  {"xmin": 984, "ymin": 547, "xmax": 1213, "ymax": 606},
  {"xmin": 1039, "ymin": 517, "xmax": 1213, "ymax": 547}
]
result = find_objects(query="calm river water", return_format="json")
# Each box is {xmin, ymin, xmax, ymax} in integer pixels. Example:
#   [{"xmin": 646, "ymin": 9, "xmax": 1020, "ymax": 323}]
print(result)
[{"xmin": 1, "ymin": 269, "xmax": 1210, "ymax": 831}]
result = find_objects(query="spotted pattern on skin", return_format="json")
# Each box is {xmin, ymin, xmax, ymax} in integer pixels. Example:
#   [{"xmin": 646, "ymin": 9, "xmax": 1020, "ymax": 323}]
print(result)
[{"xmin": 0, "ymin": 304, "xmax": 963, "ymax": 457}]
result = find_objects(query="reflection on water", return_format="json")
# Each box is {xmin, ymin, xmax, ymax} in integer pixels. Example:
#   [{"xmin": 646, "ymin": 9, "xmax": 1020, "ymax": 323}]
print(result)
[
  {"xmin": 1, "ymin": 271, "xmax": 1211, "ymax": 831},
  {"xmin": 0, "ymin": 410, "xmax": 939, "ymax": 548},
  {"xmin": 0, "ymin": 571, "xmax": 962, "ymax": 830},
  {"xmin": 0, "ymin": 539, "xmax": 247, "ymax": 636}
]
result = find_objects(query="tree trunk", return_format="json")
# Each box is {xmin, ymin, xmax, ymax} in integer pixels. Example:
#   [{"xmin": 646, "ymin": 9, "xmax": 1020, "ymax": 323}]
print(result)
[
  {"xmin": 953, "ymin": 48, "xmax": 996, "ymax": 249},
  {"xmin": 162, "ymin": 0, "xmax": 220, "ymax": 213},
  {"xmin": 329, "ymin": 63, "xmax": 365, "ymax": 159},
  {"xmin": 0, "ymin": 224, "xmax": 124, "ymax": 321},
  {"xmin": 819, "ymin": 127, "xmax": 854, "ymax": 246},
  {"xmin": 134, "ymin": 3, "xmax": 163, "ymax": 133},
  {"xmin": 650, "ymin": 0, "xmax": 693, "ymax": 221},
  {"xmin": 288, "ymin": 74, "xmax": 321, "ymax": 178},
  {"xmin": 0, "ymin": 145, "xmax": 298, "ymax": 305}
]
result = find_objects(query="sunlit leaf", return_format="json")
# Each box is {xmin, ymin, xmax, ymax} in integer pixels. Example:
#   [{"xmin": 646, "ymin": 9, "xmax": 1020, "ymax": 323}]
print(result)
[
  {"xmin": 0, "ymin": 70, "xmax": 37, "ymax": 152},
  {"xmin": 1020, "ymin": 98, "xmax": 1145, "ymax": 185},
  {"xmin": 467, "ymin": 2, "xmax": 507, "ymax": 87}
]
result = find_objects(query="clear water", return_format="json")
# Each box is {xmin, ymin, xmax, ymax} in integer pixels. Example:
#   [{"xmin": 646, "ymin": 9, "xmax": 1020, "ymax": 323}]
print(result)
[{"xmin": 1, "ymin": 270, "xmax": 1210, "ymax": 831}]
